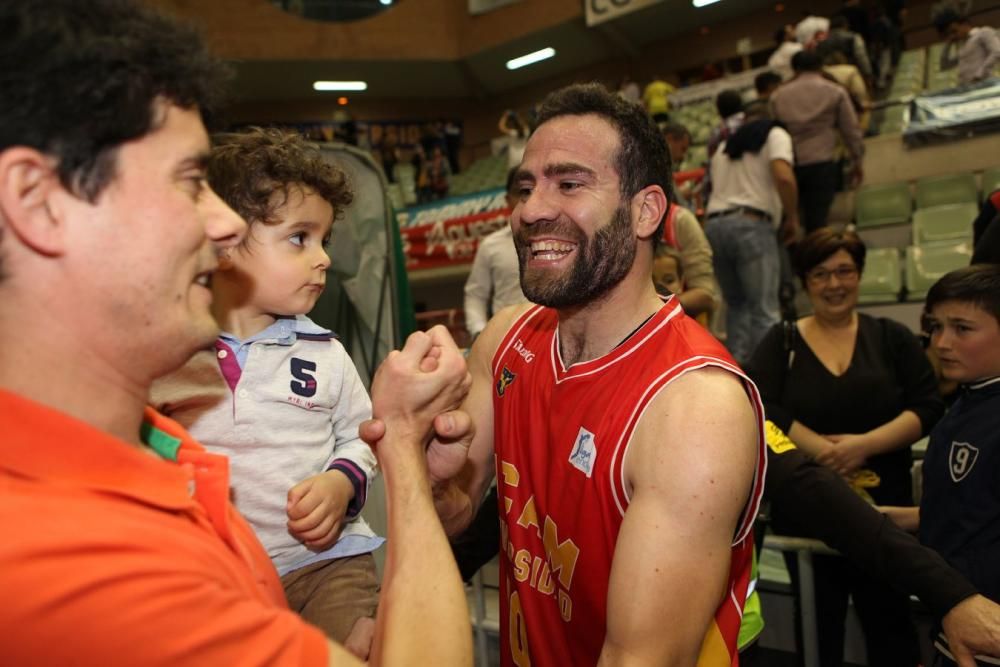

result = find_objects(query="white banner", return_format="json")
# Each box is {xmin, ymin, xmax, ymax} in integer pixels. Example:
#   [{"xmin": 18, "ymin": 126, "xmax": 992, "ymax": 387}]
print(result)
[{"xmin": 584, "ymin": 0, "xmax": 664, "ymax": 27}]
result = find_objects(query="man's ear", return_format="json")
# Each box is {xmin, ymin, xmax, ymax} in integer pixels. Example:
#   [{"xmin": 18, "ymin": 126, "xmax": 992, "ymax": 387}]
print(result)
[
  {"xmin": 0, "ymin": 147, "xmax": 69, "ymax": 257},
  {"xmin": 632, "ymin": 185, "xmax": 669, "ymax": 241}
]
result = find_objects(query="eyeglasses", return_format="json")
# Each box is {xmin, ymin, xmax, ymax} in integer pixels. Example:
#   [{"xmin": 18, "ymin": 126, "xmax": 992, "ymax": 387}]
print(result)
[{"xmin": 806, "ymin": 265, "xmax": 859, "ymax": 284}]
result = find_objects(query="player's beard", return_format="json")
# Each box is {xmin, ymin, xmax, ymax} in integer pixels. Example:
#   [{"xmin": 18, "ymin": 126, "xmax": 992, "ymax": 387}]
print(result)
[{"xmin": 514, "ymin": 202, "xmax": 636, "ymax": 309}]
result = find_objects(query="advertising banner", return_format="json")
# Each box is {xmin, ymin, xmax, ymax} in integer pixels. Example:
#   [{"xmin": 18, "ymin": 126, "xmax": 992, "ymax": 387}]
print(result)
[{"xmin": 398, "ymin": 187, "xmax": 510, "ymax": 271}]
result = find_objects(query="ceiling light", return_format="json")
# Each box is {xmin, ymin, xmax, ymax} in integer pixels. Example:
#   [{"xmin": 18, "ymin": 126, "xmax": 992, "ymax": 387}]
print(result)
[
  {"xmin": 506, "ymin": 47, "xmax": 556, "ymax": 71},
  {"xmin": 693, "ymin": 0, "xmax": 721, "ymax": 6},
  {"xmin": 313, "ymin": 81, "xmax": 368, "ymax": 92},
  {"xmin": 379, "ymin": 0, "xmax": 392, "ymax": 5}
]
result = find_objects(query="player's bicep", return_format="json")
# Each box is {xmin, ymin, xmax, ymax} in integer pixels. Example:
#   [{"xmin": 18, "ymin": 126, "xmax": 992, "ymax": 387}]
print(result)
[{"xmin": 601, "ymin": 369, "xmax": 758, "ymax": 665}]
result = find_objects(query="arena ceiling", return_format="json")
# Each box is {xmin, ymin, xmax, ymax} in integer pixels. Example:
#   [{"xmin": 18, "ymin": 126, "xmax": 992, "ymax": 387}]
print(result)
[{"xmin": 229, "ymin": 0, "xmax": 781, "ymax": 102}]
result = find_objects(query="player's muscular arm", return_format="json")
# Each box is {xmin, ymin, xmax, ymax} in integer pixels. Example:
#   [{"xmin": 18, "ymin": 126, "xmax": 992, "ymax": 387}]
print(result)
[
  {"xmin": 599, "ymin": 368, "xmax": 758, "ymax": 666},
  {"xmin": 435, "ymin": 303, "xmax": 534, "ymax": 537}
]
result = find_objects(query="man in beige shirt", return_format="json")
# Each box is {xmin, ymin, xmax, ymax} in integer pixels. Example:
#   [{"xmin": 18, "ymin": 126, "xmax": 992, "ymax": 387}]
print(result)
[{"xmin": 770, "ymin": 49, "xmax": 865, "ymax": 232}]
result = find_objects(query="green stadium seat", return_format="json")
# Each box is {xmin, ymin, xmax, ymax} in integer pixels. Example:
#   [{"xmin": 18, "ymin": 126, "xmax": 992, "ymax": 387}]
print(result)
[
  {"xmin": 926, "ymin": 72, "xmax": 958, "ymax": 92},
  {"xmin": 892, "ymin": 68, "xmax": 923, "ymax": 85},
  {"xmin": 858, "ymin": 248, "xmax": 902, "ymax": 303},
  {"xmin": 915, "ymin": 173, "xmax": 978, "ymax": 209},
  {"xmin": 878, "ymin": 105, "xmax": 908, "ymax": 134},
  {"xmin": 691, "ymin": 125, "xmax": 712, "ymax": 145},
  {"xmin": 685, "ymin": 145, "xmax": 708, "ymax": 169},
  {"xmin": 898, "ymin": 48, "xmax": 926, "ymax": 66},
  {"xmin": 982, "ymin": 168, "xmax": 1000, "ymax": 196},
  {"xmin": 905, "ymin": 242, "xmax": 973, "ymax": 301},
  {"xmin": 911, "ymin": 203, "xmax": 978, "ymax": 245},
  {"xmin": 856, "ymin": 182, "xmax": 912, "ymax": 227},
  {"xmin": 392, "ymin": 163, "xmax": 418, "ymax": 205}
]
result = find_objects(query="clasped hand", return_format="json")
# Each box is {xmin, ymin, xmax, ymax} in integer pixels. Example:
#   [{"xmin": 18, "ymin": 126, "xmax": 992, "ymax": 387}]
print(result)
[{"xmin": 360, "ymin": 326, "xmax": 474, "ymax": 483}]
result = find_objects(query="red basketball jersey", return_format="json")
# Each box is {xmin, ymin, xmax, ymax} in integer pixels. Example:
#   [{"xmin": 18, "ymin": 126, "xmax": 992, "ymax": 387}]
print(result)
[{"xmin": 491, "ymin": 299, "xmax": 766, "ymax": 667}]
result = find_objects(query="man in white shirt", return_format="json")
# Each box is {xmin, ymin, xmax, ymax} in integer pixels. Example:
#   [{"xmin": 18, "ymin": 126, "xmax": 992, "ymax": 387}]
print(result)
[
  {"xmin": 769, "ymin": 24, "xmax": 804, "ymax": 79},
  {"xmin": 936, "ymin": 9, "xmax": 1000, "ymax": 85},
  {"xmin": 463, "ymin": 169, "xmax": 528, "ymax": 338},
  {"xmin": 705, "ymin": 112, "xmax": 800, "ymax": 364}
]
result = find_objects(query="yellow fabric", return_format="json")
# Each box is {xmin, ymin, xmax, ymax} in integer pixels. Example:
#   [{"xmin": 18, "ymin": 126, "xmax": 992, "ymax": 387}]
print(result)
[
  {"xmin": 764, "ymin": 420, "xmax": 797, "ymax": 454},
  {"xmin": 642, "ymin": 80, "xmax": 675, "ymax": 115},
  {"xmin": 696, "ymin": 620, "xmax": 734, "ymax": 666}
]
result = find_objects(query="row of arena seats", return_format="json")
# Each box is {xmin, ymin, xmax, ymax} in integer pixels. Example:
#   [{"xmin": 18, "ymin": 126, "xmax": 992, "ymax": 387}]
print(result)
[
  {"xmin": 877, "ymin": 43, "xmax": 1000, "ymax": 135},
  {"xmin": 386, "ymin": 153, "xmax": 509, "ymax": 209},
  {"xmin": 851, "ymin": 170, "xmax": 992, "ymax": 303},
  {"xmin": 449, "ymin": 154, "xmax": 508, "ymax": 196},
  {"xmin": 888, "ymin": 45, "xmax": 960, "ymax": 99},
  {"xmin": 860, "ymin": 241, "xmax": 973, "ymax": 303},
  {"xmin": 856, "ymin": 170, "xmax": 1000, "ymax": 230}
]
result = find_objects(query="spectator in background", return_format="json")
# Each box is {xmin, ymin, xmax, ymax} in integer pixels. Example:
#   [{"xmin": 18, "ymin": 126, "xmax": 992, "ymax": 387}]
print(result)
[
  {"xmin": 883, "ymin": 264, "xmax": 1000, "ymax": 666},
  {"xmin": 643, "ymin": 75, "xmax": 675, "ymax": 123},
  {"xmin": 839, "ymin": 0, "xmax": 873, "ymax": 47},
  {"xmin": 745, "ymin": 71, "xmax": 783, "ymax": 119},
  {"xmin": 498, "ymin": 109, "xmax": 530, "ymax": 168},
  {"xmin": 707, "ymin": 89, "xmax": 746, "ymax": 159},
  {"xmin": 617, "ymin": 75, "xmax": 641, "ymax": 104},
  {"xmin": 872, "ymin": 0, "xmax": 908, "ymax": 88},
  {"xmin": 769, "ymin": 24, "xmax": 804, "ymax": 80},
  {"xmin": 824, "ymin": 49, "xmax": 872, "ymax": 132},
  {"xmin": 818, "ymin": 13, "xmax": 875, "ymax": 87},
  {"xmin": 417, "ymin": 144, "xmax": 451, "ymax": 203},
  {"xmin": 652, "ymin": 245, "xmax": 685, "ymax": 297},
  {"xmin": 747, "ymin": 228, "xmax": 943, "ymax": 667},
  {"xmin": 936, "ymin": 9, "xmax": 1000, "ymax": 85},
  {"xmin": 705, "ymin": 107, "xmax": 799, "ymax": 364},
  {"xmin": 378, "ymin": 135, "xmax": 398, "ymax": 183},
  {"xmin": 660, "ymin": 202, "xmax": 719, "ymax": 320},
  {"xmin": 771, "ymin": 49, "xmax": 865, "ymax": 232},
  {"xmin": 663, "ymin": 123, "xmax": 698, "ymax": 208},
  {"xmin": 918, "ymin": 265, "xmax": 1000, "ymax": 667},
  {"xmin": 663, "ymin": 122, "xmax": 692, "ymax": 169},
  {"xmin": 796, "ymin": 14, "xmax": 831, "ymax": 48},
  {"xmin": 444, "ymin": 120, "xmax": 462, "ymax": 174},
  {"xmin": 463, "ymin": 168, "xmax": 527, "ymax": 339}
]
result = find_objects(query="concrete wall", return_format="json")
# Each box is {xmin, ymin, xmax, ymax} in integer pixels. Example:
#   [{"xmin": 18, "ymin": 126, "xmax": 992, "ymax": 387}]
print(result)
[{"xmin": 863, "ymin": 134, "xmax": 1000, "ymax": 187}]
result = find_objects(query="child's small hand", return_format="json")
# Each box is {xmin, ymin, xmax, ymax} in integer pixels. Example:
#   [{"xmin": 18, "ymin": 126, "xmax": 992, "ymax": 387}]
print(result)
[{"xmin": 286, "ymin": 470, "xmax": 354, "ymax": 550}]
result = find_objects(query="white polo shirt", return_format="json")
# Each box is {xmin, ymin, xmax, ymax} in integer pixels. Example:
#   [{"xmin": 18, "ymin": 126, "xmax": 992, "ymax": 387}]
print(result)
[{"xmin": 706, "ymin": 125, "xmax": 795, "ymax": 227}]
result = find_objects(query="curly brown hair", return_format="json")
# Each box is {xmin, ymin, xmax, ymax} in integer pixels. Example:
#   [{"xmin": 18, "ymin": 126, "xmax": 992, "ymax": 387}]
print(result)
[{"xmin": 207, "ymin": 127, "xmax": 353, "ymax": 244}]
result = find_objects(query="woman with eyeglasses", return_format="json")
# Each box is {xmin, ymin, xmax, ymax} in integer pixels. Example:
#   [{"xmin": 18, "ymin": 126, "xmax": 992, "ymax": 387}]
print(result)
[{"xmin": 746, "ymin": 227, "xmax": 945, "ymax": 667}]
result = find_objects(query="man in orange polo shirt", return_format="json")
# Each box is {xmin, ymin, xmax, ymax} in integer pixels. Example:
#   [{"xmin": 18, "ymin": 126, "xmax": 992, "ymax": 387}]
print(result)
[{"xmin": 0, "ymin": 2, "xmax": 472, "ymax": 665}]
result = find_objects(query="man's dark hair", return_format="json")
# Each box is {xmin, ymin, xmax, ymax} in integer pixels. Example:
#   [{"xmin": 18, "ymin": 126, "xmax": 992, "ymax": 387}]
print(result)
[
  {"xmin": 716, "ymin": 90, "xmax": 744, "ymax": 119},
  {"xmin": 793, "ymin": 227, "xmax": 867, "ymax": 285},
  {"xmin": 662, "ymin": 123, "xmax": 692, "ymax": 141},
  {"xmin": 506, "ymin": 166, "xmax": 519, "ymax": 197},
  {"xmin": 0, "ymin": 0, "xmax": 231, "ymax": 203},
  {"xmin": 208, "ymin": 127, "xmax": 353, "ymax": 247},
  {"xmin": 791, "ymin": 49, "xmax": 824, "ymax": 73},
  {"xmin": 755, "ymin": 71, "xmax": 783, "ymax": 95},
  {"xmin": 933, "ymin": 8, "xmax": 963, "ymax": 36},
  {"xmin": 926, "ymin": 264, "xmax": 1000, "ymax": 324},
  {"xmin": 533, "ymin": 83, "xmax": 674, "ymax": 242}
]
